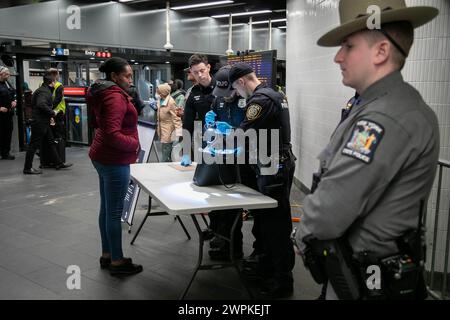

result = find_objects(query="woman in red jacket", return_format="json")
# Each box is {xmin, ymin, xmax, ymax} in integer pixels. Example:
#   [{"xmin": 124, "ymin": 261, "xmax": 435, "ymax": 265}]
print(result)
[{"xmin": 87, "ymin": 57, "xmax": 142, "ymax": 276}]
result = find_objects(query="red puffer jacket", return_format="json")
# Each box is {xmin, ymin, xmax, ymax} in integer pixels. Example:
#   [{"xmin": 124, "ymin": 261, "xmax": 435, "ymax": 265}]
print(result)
[{"xmin": 87, "ymin": 80, "xmax": 139, "ymax": 165}]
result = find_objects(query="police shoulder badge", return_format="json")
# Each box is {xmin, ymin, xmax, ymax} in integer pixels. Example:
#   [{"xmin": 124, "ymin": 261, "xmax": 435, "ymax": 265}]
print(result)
[
  {"xmin": 246, "ymin": 103, "xmax": 262, "ymax": 120},
  {"xmin": 342, "ymin": 119, "xmax": 384, "ymax": 164}
]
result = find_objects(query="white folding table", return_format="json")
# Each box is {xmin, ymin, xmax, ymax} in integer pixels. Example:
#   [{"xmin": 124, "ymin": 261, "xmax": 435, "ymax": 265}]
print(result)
[{"xmin": 130, "ymin": 162, "xmax": 278, "ymax": 299}]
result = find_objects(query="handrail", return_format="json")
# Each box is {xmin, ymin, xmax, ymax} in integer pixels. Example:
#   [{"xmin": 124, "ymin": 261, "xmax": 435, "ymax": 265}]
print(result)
[{"xmin": 427, "ymin": 159, "xmax": 450, "ymax": 300}]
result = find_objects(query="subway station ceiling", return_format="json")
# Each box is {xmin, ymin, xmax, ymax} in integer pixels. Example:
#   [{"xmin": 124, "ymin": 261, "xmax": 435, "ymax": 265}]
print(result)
[
  {"xmin": 0, "ymin": 0, "xmax": 286, "ymax": 24},
  {"xmin": 0, "ymin": 0, "xmax": 287, "ymax": 65}
]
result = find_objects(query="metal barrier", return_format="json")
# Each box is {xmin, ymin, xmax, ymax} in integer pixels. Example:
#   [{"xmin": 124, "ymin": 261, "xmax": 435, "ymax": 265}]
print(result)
[{"xmin": 426, "ymin": 159, "xmax": 450, "ymax": 300}]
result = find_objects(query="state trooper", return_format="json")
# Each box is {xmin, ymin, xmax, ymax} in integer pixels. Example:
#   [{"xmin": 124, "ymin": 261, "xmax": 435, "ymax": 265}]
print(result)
[
  {"xmin": 295, "ymin": 0, "xmax": 440, "ymax": 300},
  {"xmin": 223, "ymin": 62, "xmax": 296, "ymax": 298}
]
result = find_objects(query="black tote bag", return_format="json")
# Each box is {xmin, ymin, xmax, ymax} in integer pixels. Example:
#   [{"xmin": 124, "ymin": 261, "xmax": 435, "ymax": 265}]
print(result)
[{"xmin": 193, "ymin": 162, "xmax": 240, "ymax": 187}]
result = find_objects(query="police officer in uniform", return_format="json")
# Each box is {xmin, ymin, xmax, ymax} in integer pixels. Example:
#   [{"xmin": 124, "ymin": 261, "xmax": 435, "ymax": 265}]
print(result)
[
  {"xmin": 204, "ymin": 65, "xmax": 255, "ymax": 261},
  {"xmin": 226, "ymin": 62, "xmax": 296, "ymax": 298},
  {"xmin": 296, "ymin": 0, "xmax": 440, "ymax": 300},
  {"xmin": 180, "ymin": 54, "xmax": 216, "ymax": 166}
]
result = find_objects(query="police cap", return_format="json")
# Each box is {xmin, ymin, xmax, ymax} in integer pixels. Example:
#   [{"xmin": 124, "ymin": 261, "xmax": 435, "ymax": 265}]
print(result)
[
  {"xmin": 229, "ymin": 62, "xmax": 254, "ymax": 85},
  {"xmin": 213, "ymin": 65, "xmax": 234, "ymax": 97}
]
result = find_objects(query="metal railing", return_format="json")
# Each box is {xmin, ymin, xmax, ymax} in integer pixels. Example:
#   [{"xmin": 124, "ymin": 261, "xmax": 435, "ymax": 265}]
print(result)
[{"xmin": 426, "ymin": 159, "xmax": 450, "ymax": 300}]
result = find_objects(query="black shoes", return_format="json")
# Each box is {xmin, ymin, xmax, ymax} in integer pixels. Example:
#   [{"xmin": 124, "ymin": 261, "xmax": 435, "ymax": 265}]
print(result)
[
  {"xmin": 23, "ymin": 168, "xmax": 42, "ymax": 174},
  {"xmin": 55, "ymin": 162, "xmax": 73, "ymax": 170},
  {"xmin": 39, "ymin": 163, "xmax": 73, "ymax": 169},
  {"xmin": 210, "ymin": 236, "xmax": 226, "ymax": 249},
  {"xmin": 201, "ymin": 228, "xmax": 215, "ymax": 240},
  {"xmin": 109, "ymin": 258, "xmax": 143, "ymax": 276},
  {"xmin": 1, "ymin": 154, "xmax": 15, "ymax": 160},
  {"xmin": 100, "ymin": 256, "xmax": 111, "ymax": 269}
]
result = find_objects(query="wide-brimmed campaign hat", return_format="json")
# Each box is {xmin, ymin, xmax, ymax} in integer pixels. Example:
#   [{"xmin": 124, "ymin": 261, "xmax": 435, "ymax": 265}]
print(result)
[{"xmin": 317, "ymin": 0, "xmax": 438, "ymax": 47}]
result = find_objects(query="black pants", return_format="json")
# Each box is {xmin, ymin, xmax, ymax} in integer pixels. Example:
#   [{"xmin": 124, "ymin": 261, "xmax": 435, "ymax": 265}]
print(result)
[
  {"xmin": 253, "ymin": 163, "xmax": 296, "ymax": 283},
  {"xmin": 24, "ymin": 121, "xmax": 61, "ymax": 170},
  {"xmin": 52, "ymin": 113, "xmax": 66, "ymax": 140},
  {"xmin": 0, "ymin": 113, "xmax": 13, "ymax": 157},
  {"xmin": 208, "ymin": 209, "xmax": 243, "ymax": 251},
  {"xmin": 207, "ymin": 164, "xmax": 256, "ymax": 252}
]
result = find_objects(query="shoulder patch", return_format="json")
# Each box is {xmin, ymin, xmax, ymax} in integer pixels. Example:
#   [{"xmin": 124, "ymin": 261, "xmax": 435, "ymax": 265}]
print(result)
[
  {"xmin": 246, "ymin": 103, "xmax": 263, "ymax": 120},
  {"xmin": 342, "ymin": 119, "xmax": 384, "ymax": 164}
]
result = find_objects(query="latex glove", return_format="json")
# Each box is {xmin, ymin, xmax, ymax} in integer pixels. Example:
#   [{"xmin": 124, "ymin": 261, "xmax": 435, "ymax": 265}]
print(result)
[
  {"xmin": 205, "ymin": 110, "xmax": 217, "ymax": 126},
  {"xmin": 215, "ymin": 121, "xmax": 233, "ymax": 135},
  {"xmin": 180, "ymin": 154, "xmax": 192, "ymax": 167},
  {"xmin": 234, "ymin": 147, "xmax": 242, "ymax": 156}
]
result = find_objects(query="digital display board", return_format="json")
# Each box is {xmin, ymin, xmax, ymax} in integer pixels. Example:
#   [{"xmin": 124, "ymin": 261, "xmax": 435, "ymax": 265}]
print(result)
[{"xmin": 227, "ymin": 50, "xmax": 277, "ymax": 88}]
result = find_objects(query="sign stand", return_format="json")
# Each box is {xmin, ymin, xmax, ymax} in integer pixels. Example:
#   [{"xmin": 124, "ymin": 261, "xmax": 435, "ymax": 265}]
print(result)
[{"xmin": 123, "ymin": 120, "xmax": 192, "ymax": 243}]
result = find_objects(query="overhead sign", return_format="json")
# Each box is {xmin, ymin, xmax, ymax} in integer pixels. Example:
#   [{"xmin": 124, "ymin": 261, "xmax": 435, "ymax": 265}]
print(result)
[
  {"xmin": 64, "ymin": 87, "xmax": 87, "ymax": 96},
  {"xmin": 51, "ymin": 48, "xmax": 70, "ymax": 56},
  {"xmin": 95, "ymin": 51, "xmax": 112, "ymax": 58}
]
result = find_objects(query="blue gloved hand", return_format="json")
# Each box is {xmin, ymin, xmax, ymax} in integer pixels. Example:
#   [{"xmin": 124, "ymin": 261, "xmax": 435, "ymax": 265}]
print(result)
[
  {"xmin": 205, "ymin": 110, "xmax": 217, "ymax": 127},
  {"xmin": 180, "ymin": 154, "xmax": 191, "ymax": 167},
  {"xmin": 215, "ymin": 121, "xmax": 233, "ymax": 135}
]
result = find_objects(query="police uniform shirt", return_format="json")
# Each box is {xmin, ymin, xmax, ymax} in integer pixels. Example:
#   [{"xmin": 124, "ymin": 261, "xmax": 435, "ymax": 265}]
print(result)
[
  {"xmin": 240, "ymin": 84, "xmax": 284, "ymax": 131},
  {"xmin": 239, "ymin": 84, "xmax": 290, "ymax": 160},
  {"xmin": 297, "ymin": 71, "xmax": 440, "ymax": 257},
  {"xmin": 182, "ymin": 77, "xmax": 216, "ymax": 137},
  {"xmin": 212, "ymin": 95, "xmax": 246, "ymax": 128}
]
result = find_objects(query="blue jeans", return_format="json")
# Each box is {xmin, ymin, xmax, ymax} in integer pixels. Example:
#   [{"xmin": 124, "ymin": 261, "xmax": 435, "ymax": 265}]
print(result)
[{"xmin": 92, "ymin": 160, "xmax": 130, "ymax": 261}]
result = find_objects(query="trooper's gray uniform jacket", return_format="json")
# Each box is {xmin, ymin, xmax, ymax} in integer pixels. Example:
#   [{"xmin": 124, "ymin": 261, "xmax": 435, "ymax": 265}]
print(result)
[{"xmin": 297, "ymin": 71, "xmax": 440, "ymax": 258}]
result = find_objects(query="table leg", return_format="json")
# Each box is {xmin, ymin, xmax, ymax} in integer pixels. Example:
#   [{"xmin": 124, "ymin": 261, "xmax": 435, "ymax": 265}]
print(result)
[
  {"xmin": 130, "ymin": 197, "xmax": 152, "ymax": 245},
  {"xmin": 230, "ymin": 211, "xmax": 254, "ymax": 299},
  {"xmin": 201, "ymin": 213, "xmax": 209, "ymax": 228},
  {"xmin": 176, "ymin": 215, "xmax": 191, "ymax": 240},
  {"xmin": 180, "ymin": 214, "xmax": 204, "ymax": 300}
]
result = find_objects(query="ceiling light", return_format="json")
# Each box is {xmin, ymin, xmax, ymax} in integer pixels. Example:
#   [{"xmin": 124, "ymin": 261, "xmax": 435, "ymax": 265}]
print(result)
[
  {"xmin": 252, "ymin": 18, "xmax": 287, "ymax": 25},
  {"xmin": 278, "ymin": 26, "xmax": 287, "ymax": 29},
  {"xmin": 130, "ymin": 59, "xmax": 135, "ymax": 62},
  {"xmin": 165, "ymin": 61, "xmax": 170, "ymax": 64},
  {"xmin": 212, "ymin": 10, "xmax": 272, "ymax": 18},
  {"xmin": 119, "ymin": 0, "xmax": 135, "ymax": 2},
  {"xmin": 173, "ymin": 1, "xmax": 233, "ymax": 10}
]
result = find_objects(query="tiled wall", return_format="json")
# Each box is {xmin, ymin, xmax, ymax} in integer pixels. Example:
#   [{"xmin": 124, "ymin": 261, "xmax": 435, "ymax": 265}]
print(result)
[{"xmin": 286, "ymin": 0, "xmax": 450, "ymax": 272}]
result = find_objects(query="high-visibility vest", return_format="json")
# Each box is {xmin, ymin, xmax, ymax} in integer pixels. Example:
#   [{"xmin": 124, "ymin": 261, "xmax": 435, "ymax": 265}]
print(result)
[{"xmin": 52, "ymin": 81, "xmax": 66, "ymax": 114}]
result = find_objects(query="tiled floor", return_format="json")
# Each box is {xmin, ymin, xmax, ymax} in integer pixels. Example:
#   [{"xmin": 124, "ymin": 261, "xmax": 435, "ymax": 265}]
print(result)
[{"xmin": 0, "ymin": 146, "xmax": 321, "ymax": 300}]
